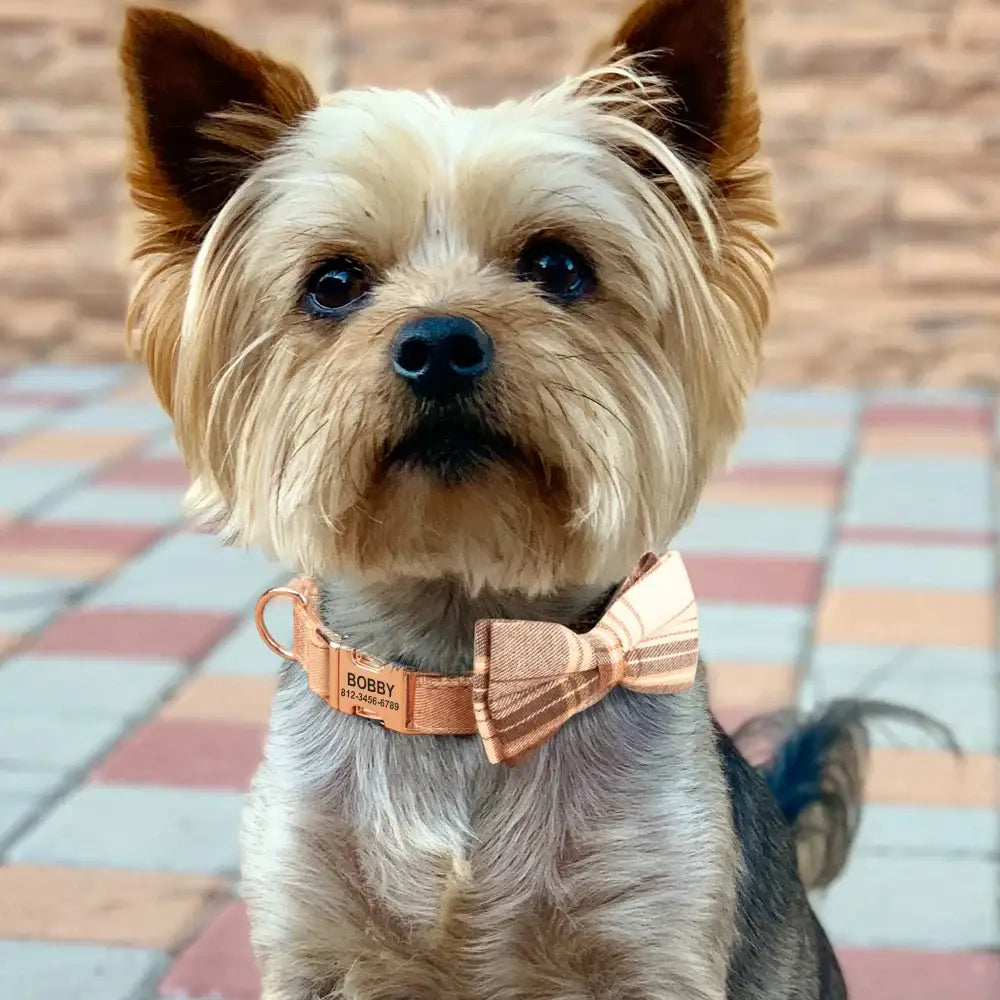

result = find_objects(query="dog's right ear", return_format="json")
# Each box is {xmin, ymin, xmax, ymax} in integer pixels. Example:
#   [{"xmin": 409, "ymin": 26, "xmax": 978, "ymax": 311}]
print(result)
[{"xmin": 121, "ymin": 7, "xmax": 317, "ymax": 245}]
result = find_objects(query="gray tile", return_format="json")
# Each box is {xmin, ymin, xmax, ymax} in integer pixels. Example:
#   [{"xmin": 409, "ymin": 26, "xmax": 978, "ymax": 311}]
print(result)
[
  {"xmin": 815, "ymin": 855, "xmax": 999, "ymax": 949},
  {"xmin": 0, "ymin": 461, "xmax": 92, "ymax": 514},
  {"xmin": 200, "ymin": 617, "xmax": 284, "ymax": 676},
  {"xmin": 0, "ymin": 713, "xmax": 125, "ymax": 772},
  {"xmin": 8, "ymin": 785, "xmax": 245, "ymax": 875},
  {"xmin": 0, "ymin": 655, "xmax": 183, "ymax": 719},
  {"xmin": 729, "ymin": 423, "xmax": 854, "ymax": 465},
  {"xmin": 843, "ymin": 457, "xmax": 992, "ymax": 531},
  {"xmin": 84, "ymin": 532, "xmax": 284, "ymax": 612},
  {"xmin": 853, "ymin": 804, "xmax": 999, "ymax": 857},
  {"xmin": 0, "ymin": 941, "xmax": 166, "ymax": 1000},
  {"xmin": 828, "ymin": 542, "xmax": 995, "ymax": 590},
  {"xmin": 808, "ymin": 644, "xmax": 997, "ymax": 684},
  {"xmin": 674, "ymin": 505, "xmax": 832, "ymax": 556},
  {"xmin": 38, "ymin": 485, "xmax": 185, "ymax": 526},
  {"xmin": 698, "ymin": 602, "xmax": 812, "ymax": 663}
]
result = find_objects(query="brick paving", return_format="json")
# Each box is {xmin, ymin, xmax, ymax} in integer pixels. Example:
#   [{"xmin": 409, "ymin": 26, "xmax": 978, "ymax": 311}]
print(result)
[
  {"xmin": 1, "ymin": 0, "xmax": 999, "ymax": 383},
  {"xmin": 0, "ymin": 364, "xmax": 997, "ymax": 998}
]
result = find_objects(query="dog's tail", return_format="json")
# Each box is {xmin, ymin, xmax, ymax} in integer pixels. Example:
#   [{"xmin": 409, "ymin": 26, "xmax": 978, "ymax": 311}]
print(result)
[{"xmin": 731, "ymin": 700, "xmax": 956, "ymax": 890}]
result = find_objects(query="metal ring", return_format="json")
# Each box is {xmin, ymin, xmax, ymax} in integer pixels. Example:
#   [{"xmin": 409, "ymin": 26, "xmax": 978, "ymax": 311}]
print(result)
[{"xmin": 254, "ymin": 587, "xmax": 307, "ymax": 660}]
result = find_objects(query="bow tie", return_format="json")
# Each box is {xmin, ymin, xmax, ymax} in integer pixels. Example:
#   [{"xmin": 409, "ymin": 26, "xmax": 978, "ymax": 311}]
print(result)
[{"xmin": 255, "ymin": 551, "xmax": 699, "ymax": 765}]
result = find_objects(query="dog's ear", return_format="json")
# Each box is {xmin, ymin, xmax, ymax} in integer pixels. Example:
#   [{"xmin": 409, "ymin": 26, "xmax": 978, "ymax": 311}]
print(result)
[
  {"xmin": 589, "ymin": 0, "xmax": 759, "ymax": 176},
  {"xmin": 120, "ymin": 7, "xmax": 317, "ymax": 244}
]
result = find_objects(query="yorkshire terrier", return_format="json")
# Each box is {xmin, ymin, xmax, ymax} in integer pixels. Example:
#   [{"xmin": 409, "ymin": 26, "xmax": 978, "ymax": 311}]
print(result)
[{"xmin": 120, "ymin": 2, "xmax": 877, "ymax": 997}]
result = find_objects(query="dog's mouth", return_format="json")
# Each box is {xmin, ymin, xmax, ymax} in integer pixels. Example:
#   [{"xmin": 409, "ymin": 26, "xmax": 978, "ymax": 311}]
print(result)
[{"xmin": 382, "ymin": 412, "xmax": 520, "ymax": 485}]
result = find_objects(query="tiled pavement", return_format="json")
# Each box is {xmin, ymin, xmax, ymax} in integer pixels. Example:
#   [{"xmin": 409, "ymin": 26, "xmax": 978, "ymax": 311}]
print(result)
[{"xmin": 0, "ymin": 364, "xmax": 998, "ymax": 1000}]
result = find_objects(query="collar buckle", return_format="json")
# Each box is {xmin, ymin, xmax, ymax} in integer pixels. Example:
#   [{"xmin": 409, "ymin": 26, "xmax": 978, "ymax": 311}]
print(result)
[{"xmin": 329, "ymin": 642, "xmax": 414, "ymax": 733}]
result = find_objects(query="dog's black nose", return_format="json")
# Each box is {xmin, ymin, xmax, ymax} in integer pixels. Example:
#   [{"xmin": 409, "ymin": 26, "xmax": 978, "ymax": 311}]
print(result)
[{"xmin": 390, "ymin": 315, "xmax": 493, "ymax": 399}]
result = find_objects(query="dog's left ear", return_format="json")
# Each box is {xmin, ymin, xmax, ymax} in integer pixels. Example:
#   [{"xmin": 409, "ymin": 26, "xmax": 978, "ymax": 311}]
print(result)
[
  {"xmin": 120, "ymin": 7, "xmax": 317, "ymax": 245},
  {"xmin": 589, "ymin": 0, "xmax": 759, "ymax": 177}
]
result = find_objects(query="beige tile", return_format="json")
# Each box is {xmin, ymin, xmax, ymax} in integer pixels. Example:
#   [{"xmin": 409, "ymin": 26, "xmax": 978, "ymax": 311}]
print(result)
[
  {"xmin": 3, "ymin": 430, "xmax": 145, "ymax": 463},
  {"xmin": 817, "ymin": 589, "xmax": 995, "ymax": 647},
  {"xmin": 161, "ymin": 675, "xmax": 278, "ymax": 725},
  {"xmin": 706, "ymin": 662, "xmax": 797, "ymax": 710},
  {"xmin": 866, "ymin": 748, "xmax": 1000, "ymax": 808},
  {"xmin": 860, "ymin": 426, "xmax": 992, "ymax": 456},
  {"xmin": 0, "ymin": 866, "xmax": 227, "ymax": 948}
]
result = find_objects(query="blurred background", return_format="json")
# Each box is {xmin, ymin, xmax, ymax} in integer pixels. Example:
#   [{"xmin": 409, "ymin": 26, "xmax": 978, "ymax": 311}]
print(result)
[{"xmin": 0, "ymin": 1, "xmax": 997, "ymax": 999}]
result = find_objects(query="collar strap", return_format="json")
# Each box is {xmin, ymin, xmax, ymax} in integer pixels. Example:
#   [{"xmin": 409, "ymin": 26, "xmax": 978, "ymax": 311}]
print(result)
[{"xmin": 254, "ymin": 551, "xmax": 699, "ymax": 765}]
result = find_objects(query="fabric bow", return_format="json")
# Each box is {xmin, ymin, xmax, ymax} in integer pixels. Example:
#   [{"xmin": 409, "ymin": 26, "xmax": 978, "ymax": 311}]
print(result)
[{"xmin": 472, "ymin": 551, "xmax": 699, "ymax": 765}]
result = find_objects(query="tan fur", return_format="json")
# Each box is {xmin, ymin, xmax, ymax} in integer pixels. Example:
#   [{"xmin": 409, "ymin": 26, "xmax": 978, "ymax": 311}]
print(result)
[{"xmin": 120, "ymin": 2, "xmax": 775, "ymax": 997}]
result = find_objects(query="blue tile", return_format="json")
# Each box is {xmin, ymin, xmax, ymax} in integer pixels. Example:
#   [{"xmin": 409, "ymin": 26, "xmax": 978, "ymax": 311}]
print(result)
[
  {"xmin": 37, "ymin": 484, "xmax": 185, "ymax": 526},
  {"xmin": 46, "ymin": 402, "xmax": 172, "ymax": 433},
  {"xmin": 853, "ymin": 804, "xmax": 999, "ymax": 856},
  {"xmin": 0, "ymin": 576, "xmax": 84, "ymax": 606},
  {"xmin": 84, "ymin": 532, "xmax": 284, "ymax": 612},
  {"xmin": 143, "ymin": 433, "xmax": 182, "ymax": 458},
  {"xmin": 729, "ymin": 423, "xmax": 854, "ymax": 465},
  {"xmin": 828, "ymin": 542, "xmax": 995, "ymax": 590},
  {"xmin": 0, "ymin": 461, "xmax": 92, "ymax": 514},
  {"xmin": 843, "ymin": 457, "xmax": 992, "ymax": 530},
  {"xmin": 0, "ymin": 655, "xmax": 182, "ymax": 719},
  {"xmin": 0, "ymin": 941, "xmax": 167, "ymax": 1000},
  {"xmin": 3, "ymin": 364, "xmax": 131, "ymax": 394},
  {"xmin": 746, "ymin": 388, "xmax": 862, "ymax": 415},
  {"xmin": 698, "ymin": 602, "xmax": 812, "ymax": 662},
  {"xmin": 869, "ymin": 386, "xmax": 994, "ymax": 406},
  {"xmin": 674, "ymin": 505, "xmax": 832, "ymax": 555},
  {"xmin": 0, "ymin": 794, "xmax": 43, "ymax": 843},
  {"xmin": 200, "ymin": 617, "xmax": 284, "ymax": 676},
  {"xmin": 0, "ymin": 407, "xmax": 52, "ymax": 435},
  {"xmin": 807, "ymin": 644, "xmax": 998, "ymax": 688},
  {"xmin": 815, "ymin": 855, "xmax": 999, "ymax": 949},
  {"xmin": 8, "ymin": 785, "xmax": 244, "ymax": 875},
  {"xmin": 0, "ymin": 598, "xmax": 67, "ymax": 637},
  {"xmin": 0, "ymin": 767, "xmax": 66, "ymax": 798},
  {"xmin": 0, "ymin": 713, "xmax": 125, "ymax": 773}
]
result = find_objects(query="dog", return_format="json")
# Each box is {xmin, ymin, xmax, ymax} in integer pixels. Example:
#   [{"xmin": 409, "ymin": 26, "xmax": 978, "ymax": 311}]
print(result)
[{"xmin": 120, "ymin": 3, "xmax": 887, "ymax": 997}]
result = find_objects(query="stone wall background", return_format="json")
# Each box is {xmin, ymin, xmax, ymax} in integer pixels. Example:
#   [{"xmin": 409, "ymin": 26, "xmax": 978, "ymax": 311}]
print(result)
[{"xmin": 1, "ymin": 0, "xmax": 997, "ymax": 384}]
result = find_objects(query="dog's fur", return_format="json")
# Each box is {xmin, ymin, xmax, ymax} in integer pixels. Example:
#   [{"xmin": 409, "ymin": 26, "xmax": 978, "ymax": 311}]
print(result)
[{"xmin": 121, "ymin": 3, "xmax": 867, "ymax": 997}]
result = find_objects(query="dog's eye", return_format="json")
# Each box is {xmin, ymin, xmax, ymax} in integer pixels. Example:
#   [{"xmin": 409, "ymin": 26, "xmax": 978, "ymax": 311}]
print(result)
[
  {"xmin": 517, "ymin": 238, "xmax": 595, "ymax": 303},
  {"xmin": 304, "ymin": 256, "xmax": 372, "ymax": 318}
]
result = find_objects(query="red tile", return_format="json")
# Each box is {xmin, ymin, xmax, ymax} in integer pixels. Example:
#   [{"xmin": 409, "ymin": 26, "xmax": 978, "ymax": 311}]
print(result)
[
  {"xmin": 94, "ymin": 719, "xmax": 265, "ymax": 791},
  {"xmin": 161, "ymin": 900, "xmax": 260, "ymax": 1000},
  {"xmin": 714, "ymin": 465, "xmax": 843, "ymax": 487},
  {"xmin": 99, "ymin": 456, "xmax": 190, "ymax": 489},
  {"xmin": 0, "ymin": 522, "xmax": 163, "ymax": 555},
  {"xmin": 864, "ymin": 403, "xmax": 992, "ymax": 430},
  {"xmin": 838, "ymin": 948, "xmax": 1000, "ymax": 1000},
  {"xmin": 684, "ymin": 554, "xmax": 822, "ymax": 604},
  {"xmin": 839, "ymin": 525, "xmax": 996, "ymax": 547},
  {"xmin": 30, "ymin": 608, "xmax": 236, "ymax": 660}
]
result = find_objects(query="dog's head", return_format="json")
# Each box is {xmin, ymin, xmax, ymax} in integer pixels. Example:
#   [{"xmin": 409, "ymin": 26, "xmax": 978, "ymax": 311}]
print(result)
[{"xmin": 121, "ymin": 0, "xmax": 773, "ymax": 594}]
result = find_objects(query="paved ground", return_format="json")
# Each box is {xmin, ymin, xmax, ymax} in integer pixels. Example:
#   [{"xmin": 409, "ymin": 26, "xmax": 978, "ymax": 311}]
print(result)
[
  {"xmin": 0, "ymin": 364, "xmax": 997, "ymax": 998},
  {"xmin": 1, "ymin": 0, "xmax": 999, "ymax": 383}
]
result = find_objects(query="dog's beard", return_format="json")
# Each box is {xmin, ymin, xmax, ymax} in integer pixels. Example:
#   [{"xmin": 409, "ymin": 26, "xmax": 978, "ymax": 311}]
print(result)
[{"xmin": 383, "ymin": 409, "xmax": 521, "ymax": 486}]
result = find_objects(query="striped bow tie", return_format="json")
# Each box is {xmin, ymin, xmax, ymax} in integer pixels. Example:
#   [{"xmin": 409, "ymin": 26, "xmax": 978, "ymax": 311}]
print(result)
[
  {"xmin": 472, "ymin": 551, "xmax": 699, "ymax": 764},
  {"xmin": 255, "ymin": 551, "xmax": 699, "ymax": 766}
]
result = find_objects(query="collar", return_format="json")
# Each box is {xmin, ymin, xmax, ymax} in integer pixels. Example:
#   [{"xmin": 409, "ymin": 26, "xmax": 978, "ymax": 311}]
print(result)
[{"xmin": 254, "ymin": 551, "xmax": 699, "ymax": 765}]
